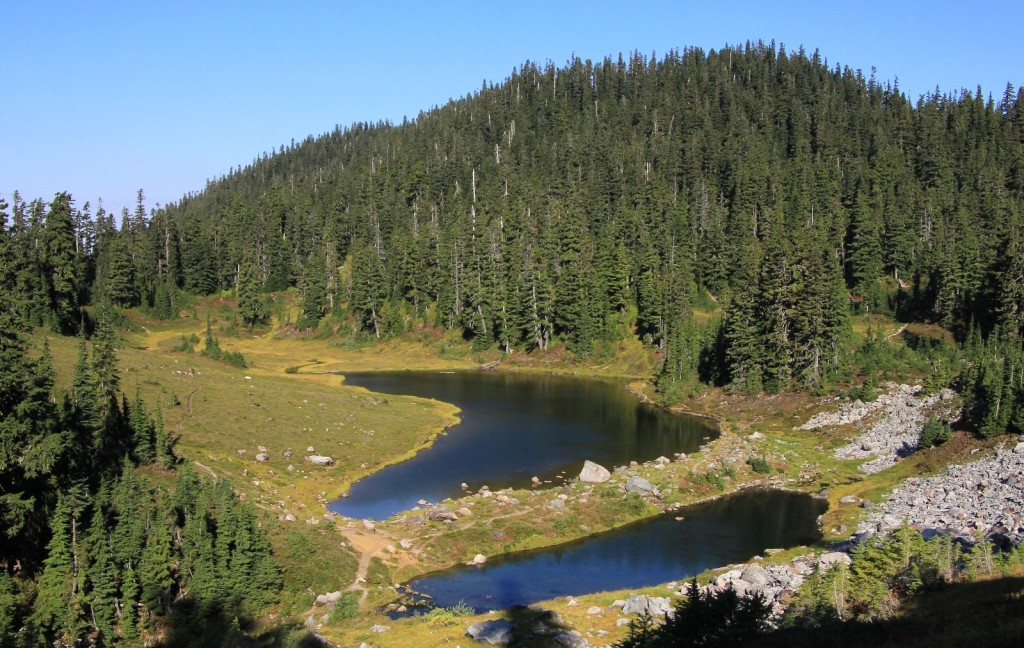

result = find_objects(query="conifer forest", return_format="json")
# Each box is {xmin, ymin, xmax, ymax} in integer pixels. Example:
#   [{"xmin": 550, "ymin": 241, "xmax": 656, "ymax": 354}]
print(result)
[{"xmin": 2, "ymin": 42, "xmax": 1024, "ymax": 646}]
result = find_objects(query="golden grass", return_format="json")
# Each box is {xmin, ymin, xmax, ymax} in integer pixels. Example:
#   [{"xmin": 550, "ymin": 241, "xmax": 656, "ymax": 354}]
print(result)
[{"xmin": 32, "ymin": 301, "xmax": 1003, "ymax": 643}]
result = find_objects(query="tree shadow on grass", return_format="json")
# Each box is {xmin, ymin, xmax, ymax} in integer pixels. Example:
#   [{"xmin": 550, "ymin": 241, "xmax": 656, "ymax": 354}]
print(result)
[
  {"xmin": 154, "ymin": 600, "xmax": 324, "ymax": 648},
  {"xmin": 753, "ymin": 576, "xmax": 1024, "ymax": 648}
]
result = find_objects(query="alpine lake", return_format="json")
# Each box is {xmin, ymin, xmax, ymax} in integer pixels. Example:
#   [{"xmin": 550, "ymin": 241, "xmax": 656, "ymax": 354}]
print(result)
[{"xmin": 329, "ymin": 371, "xmax": 825, "ymax": 611}]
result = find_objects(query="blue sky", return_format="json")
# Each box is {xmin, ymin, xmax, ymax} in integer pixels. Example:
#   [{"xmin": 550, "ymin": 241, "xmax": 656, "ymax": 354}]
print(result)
[{"xmin": 2, "ymin": 1, "xmax": 1021, "ymax": 216}]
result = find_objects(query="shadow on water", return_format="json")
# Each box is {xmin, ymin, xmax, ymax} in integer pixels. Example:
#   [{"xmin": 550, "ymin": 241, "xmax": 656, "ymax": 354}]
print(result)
[{"xmin": 408, "ymin": 489, "xmax": 826, "ymax": 612}]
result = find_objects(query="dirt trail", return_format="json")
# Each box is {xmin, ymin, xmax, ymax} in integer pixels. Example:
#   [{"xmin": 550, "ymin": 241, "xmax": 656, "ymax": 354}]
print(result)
[{"xmin": 340, "ymin": 528, "xmax": 403, "ymax": 603}]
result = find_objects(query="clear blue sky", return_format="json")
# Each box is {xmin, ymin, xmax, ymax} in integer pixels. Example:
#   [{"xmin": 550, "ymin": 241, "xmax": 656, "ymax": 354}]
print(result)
[{"xmin": 2, "ymin": 1, "xmax": 1021, "ymax": 216}]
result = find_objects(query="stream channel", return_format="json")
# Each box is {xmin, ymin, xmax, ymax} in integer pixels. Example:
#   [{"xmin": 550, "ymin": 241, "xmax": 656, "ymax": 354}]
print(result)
[{"xmin": 327, "ymin": 371, "xmax": 825, "ymax": 611}]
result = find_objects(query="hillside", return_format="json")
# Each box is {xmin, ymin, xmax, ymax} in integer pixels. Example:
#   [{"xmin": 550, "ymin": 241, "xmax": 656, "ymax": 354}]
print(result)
[{"xmin": 2, "ymin": 41, "xmax": 1024, "ymax": 647}]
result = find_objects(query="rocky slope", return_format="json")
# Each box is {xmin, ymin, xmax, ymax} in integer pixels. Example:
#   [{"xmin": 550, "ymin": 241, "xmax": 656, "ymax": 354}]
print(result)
[
  {"xmin": 819, "ymin": 384, "xmax": 958, "ymax": 474},
  {"xmin": 857, "ymin": 441, "xmax": 1024, "ymax": 540}
]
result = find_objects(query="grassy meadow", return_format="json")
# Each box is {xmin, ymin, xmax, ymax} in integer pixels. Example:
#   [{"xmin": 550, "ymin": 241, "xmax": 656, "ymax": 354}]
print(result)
[{"xmin": 31, "ymin": 298, "xmax": 1013, "ymax": 645}]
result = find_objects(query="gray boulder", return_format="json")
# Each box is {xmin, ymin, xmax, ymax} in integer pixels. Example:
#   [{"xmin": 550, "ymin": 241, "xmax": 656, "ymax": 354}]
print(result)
[
  {"xmin": 428, "ymin": 507, "xmax": 459, "ymax": 522},
  {"xmin": 622, "ymin": 594, "xmax": 671, "ymax": 617},
  {"xmin": 625, "ymin": 476, "xmax": 657, "ymax": 496},
  {"xmin": 466, "ymin": 619, "xmax": 513, "ymax": 645},
  {"xmin": 554, "ymin": 630, "xmax": 592, "ymax": 647},
  {"xmin": 740, "ymin": 564, "xmax": 769, "ymax": 588},
  {"xmin": 307, "ymin": 455, "xmax": 333, "ymax": 466},
  {"xmin": 818, "ymin": 552, "xmax": 852, "ymax": 571},
  {"xmin": 579, "ymin": 460, "xmax": 611, "ymax": 483}
]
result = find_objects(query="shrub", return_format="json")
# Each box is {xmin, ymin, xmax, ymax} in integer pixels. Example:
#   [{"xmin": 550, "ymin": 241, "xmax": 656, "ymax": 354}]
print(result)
[
  {"xmin": 330, "ymin": 592, "xmax": 360, "ymax": 621},
  {"xmin": 746, "ymin": 456, "xmax": 772, "ymax": 474},
  {"xmin": 918, "ymin": 416, "xmax": 952, "ymax": 449}
]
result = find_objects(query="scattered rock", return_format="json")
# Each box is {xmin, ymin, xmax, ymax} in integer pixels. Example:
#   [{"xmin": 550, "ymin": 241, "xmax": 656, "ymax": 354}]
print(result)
[
  {"xmin": 370, "ymin": 624, "xmax": 390, "ymax": 633},
  {"xmin": 839, "ymin": 495, "xmax": 859, "ymax": 504},
  {"xmin": 255, "ymin": 453, "xmax": 269, "ymax": 463},
  {"xmin": 466, "ymin": 619, "xmax": 513, "ymax": 645},
  {"xmin": 578, "ymin": 460, "xmax": 611, "ymax": 483},
  {"xmin": 457, "ymin": 507, "xmax": 473, "ymax": 517},
  {"xmin": 362, "ymin": 520, "xmax": 376, "ymax": 532},
  {"xmin": 587, "ymin": 605, "xmax": 602, "ymax": 614},
  {"xmin": 826, "ymin": 385, "xmax": 957, "ymax": 474},
  {"xmin": 306, "ymin": 446, "xmax": 315, "ymax": 452},
  {"xmin": 550, "ymin": 499, "xmax": 565, "ymax": 510},
  {"xmin": 306, "ymin": 455, "xmax": 333, "ymax": 466},
  {"xmin": 473, "ymin": 553, "xmax": 487, "ymax": 565},
  {"xmin": 748, "ymin": 431, "xmax": 765, "ymax": 440},
  {"xmin": 857, "ymin": 443, "xmax": 1024, "ymax": 537}
]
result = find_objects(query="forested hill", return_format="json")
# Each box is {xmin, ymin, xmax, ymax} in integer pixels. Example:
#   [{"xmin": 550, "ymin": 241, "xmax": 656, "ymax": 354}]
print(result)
[{"xmin": 7, "ymin": 42, "xmax": 1024, "ymax": 394}]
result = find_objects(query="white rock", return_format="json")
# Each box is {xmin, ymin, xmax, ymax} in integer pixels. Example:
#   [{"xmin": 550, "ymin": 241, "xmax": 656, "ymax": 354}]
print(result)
[
  {"xmin": 473, "ymin": 553, "xmax": 487, "ymax": 565},
  {"xmin": 578, "ymin": 460, "xmax": 611, "ymax": 483},
  {"xmin": 818, "ymin": 552, "xmax": 852, "ymax": 571}
]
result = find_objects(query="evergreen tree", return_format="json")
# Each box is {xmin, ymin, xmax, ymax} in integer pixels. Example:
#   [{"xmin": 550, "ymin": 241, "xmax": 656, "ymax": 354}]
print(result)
[
  {"xmin": 119, "ymin": 562, "xmax": 141, "ymax": 643},
  {"xmin": 31, "ymin": 496, "xmax": 85, "ymax": 645},
  {"xmin": 0, "ymin": 315, "xmax": 63, "ymax": 566},
  {"xmin": 40, "ymin": 192, "xmax": 82, "ymax": 333},
  {"xmin": 237, "ymin": 250, "xmax": 268, "ymax": 328},
  {"xmin": 84, "ymin": 505, "xmax": 118, "ymax": 643},
  {"xmin": 139, "ymin": 497, "xmax": 175, "ymax": 616},
  {"xmin": 297, "ymin": 245, "xmax": 329, "ymax": 330}
]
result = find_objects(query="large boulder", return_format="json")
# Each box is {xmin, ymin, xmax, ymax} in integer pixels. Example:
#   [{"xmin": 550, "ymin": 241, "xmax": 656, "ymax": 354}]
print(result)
[
  {"xmin": 578, "ymin": 460, "xmax": 611, "ymax": 483},
  {"xmin": 428, "ymin": 507, "xmax": 459, "ymax": 522},
  {"xmin": 625, "ymin": 476, "xmax": 657, "ymax": 496},
  {"xmin": 818, "ymin": 551, "xmax": 852, "ymax": 571},
  {"xmin": 466, "ymin": 619, "xmax": 513, "ymax": 645},
  {"xmin": 740, "ymin": 564, "xmax": 770, "ymax": 588},
  {"xmin": 306, "ymin": 455, "xmax": 333, "ymax": 466},
  {"xmin": 622, "ymin": 594, "xmax": 671, "ymax": 617},
  {"xmin": 553, "ymin": 630, "xmax": 592, "ymax": 647}
]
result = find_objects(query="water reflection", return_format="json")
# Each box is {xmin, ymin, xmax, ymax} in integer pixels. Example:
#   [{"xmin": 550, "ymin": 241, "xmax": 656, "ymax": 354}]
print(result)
[
  {"xmin": 330, "ymin": 371, "xmax": 716, "ymax": 519},
  {"xmin": 409, "ymin": 489, "xmax": 825, "ymax": 611}
]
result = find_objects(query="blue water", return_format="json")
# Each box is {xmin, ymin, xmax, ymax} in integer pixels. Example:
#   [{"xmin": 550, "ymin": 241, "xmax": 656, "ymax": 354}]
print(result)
[
  {"xmin": 329, "ymin": 371, "xmax": 716, "ymax": 520},
  {"xmin": 409, "ymin": 489, "xmax": 825, "ymax": 611}
]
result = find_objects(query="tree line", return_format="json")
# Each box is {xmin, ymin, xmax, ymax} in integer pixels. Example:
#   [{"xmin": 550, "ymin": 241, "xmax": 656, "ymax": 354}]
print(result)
[
  {"xmin": 3, "ymin": 41, "xmax": 1023, "ymax": 402},
  {"xmin": 0, "ymin": 307, "xmax": 281, "ymax": 646}
]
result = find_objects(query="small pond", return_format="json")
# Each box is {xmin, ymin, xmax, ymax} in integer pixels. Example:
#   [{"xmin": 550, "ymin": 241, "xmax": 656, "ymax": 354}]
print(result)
[
  {"xmin": 329, "ymin": 371, "xmax": 717, "ymax": 520},
  {"xmin": 407, "ymin": 488, "xmax": 826, "ymax": 612}
]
